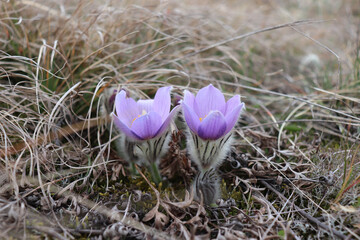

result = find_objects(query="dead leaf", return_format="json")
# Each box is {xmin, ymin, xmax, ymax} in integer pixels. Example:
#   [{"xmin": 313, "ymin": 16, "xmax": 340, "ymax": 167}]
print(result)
[
  {"xmin": 142, "ymin": 204, "xmax": 169, "ymax": 229},
  {"xmin": 331, "ymin": 204, "xmax": 358, "ymax": 213}
]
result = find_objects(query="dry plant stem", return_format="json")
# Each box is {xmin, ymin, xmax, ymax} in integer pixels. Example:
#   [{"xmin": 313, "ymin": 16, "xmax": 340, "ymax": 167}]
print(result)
[
  {"xmin": 290, "ymin": 26, "xmax": 342, "ymax": 88},
  {"xmin": 334, "ymin": 145, "xmax": 360, "ymax": 203},
  {"xmin": 166, "ymin": 19, "xmax": 327, "ymax": 65},
  {"xmin": 0, "ymin": 116, "xmax": 110, "ymax": 158},
  {"xmin": 135, "ymin": 164, "xmax": 159, "ymax": 195},
  {"xmin": 30, "ymin": 226, "xmax": 67, "ymax": 240},
  {"xmin": 241, "ymin": 129, "xmax": 359, "ymax": 238},
  {"xmin": 22, "ymin": 174, "xmax": 173, "ymax": 240},
  {"xmin": 20, "ymin": 207, "xmax": 72, "ymax": 239},
  {"xmin": 260, "ymin": 180, "xmax": 347, "ymax": 240},
  {"xmin": 215, "ymin": 80, "xmax": 360, "ymax": 122}
]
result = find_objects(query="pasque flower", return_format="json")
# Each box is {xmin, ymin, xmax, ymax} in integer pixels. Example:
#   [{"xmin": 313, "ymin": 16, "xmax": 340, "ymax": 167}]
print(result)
[
  {"xmin": 181, "ymin": 84, "xmax": 244, "ymax": 171},
  {"xmin": 182, "ymin": 84, "xmax": 244, "ymax": 141},
  {"xmin": 112, "ymin": 86, "xmax": 180, "ymax": 141},
  {"xmin": 111, "ymin": 86, "xmax": 180, "ymax": 184},
  {"xmin": 182, "ymin": 84, "xmax": 244, "ymax": 204}
]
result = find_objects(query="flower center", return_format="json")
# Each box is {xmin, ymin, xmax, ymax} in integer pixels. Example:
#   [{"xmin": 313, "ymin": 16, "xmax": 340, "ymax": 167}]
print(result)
[{"xmin": 131, "ymin": 109, "xmax": 147, "ymax": 126}]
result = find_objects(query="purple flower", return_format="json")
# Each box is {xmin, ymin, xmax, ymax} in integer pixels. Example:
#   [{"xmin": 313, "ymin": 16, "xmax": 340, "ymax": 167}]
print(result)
[
  {"xmin": 111, "ymin": 86, "xmax": 180, "ymax": 141},
  {"xmin": 182, "ymin": 84, "xmax": 244, "ymax": 140}
]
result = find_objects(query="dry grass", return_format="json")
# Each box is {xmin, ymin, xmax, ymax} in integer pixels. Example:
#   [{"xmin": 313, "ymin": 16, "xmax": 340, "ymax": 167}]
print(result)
[{"xmin": 1, "ymin": 0, "xmax": 360, "ymax": 239}]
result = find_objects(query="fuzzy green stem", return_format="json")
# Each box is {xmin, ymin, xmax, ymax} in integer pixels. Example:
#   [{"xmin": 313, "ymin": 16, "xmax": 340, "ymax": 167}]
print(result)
[
  {"xmin": 149, "ymin": 161, "xmax": 162, "ymax": 185},
  {"xmin": 130, "ymin": 161, "xmax": 138, "ymax": 176}
]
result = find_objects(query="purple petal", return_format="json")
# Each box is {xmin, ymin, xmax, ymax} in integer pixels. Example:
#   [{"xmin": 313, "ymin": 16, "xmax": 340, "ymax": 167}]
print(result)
[
  {"xmin": 225, "ymin": 95, "xmax": 241, "ymax": 115},
  {"xmin": 183, "ymin": 90, "xmax": 196, "ymax": 109},
  {"xmin": 131, "ymin": 111, "xmax": 162, "ymax": 140},
  {"xmin": 111, "ymin": 113, "xmax": 142, "ymax": 141},
  {"xmin": 153, "ymin": 86, "xmax": 172, "ymax": 121},
  {"xmin": 194, "ymin": 84, "xmax": 226, "ymax": 118},
  {"xmin": 182, "ymin": 102, "xmax": 200, "ymax": 134},
  {"xmin": 155, "ymin": 105, "xmax": 181, "ymax": 137},
  {"xmin": 137, "ymin": 99, "xmax": 154, "ymax": 113},
  {"xmin": 198, "ymin": 111, "xmax": 227, "ymax": 140},
  {"xmin": 224, "ymin": 103, "xmax": 244, "ymax": 135},
  {"xmin": 115, "ymin": 90, "xmax": 139, "ymax": 127}
]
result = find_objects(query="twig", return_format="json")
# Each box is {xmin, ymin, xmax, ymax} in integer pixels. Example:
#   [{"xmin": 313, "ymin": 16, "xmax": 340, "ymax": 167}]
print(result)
[{"xmin": 260, "ymin": 180, "xmax": 347, "ymax": 240}]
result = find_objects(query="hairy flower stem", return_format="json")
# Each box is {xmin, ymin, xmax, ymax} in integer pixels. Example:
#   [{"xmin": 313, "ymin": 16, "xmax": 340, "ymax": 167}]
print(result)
[
  {"xmin": 130, "ymin": 161, "xmax": 138, "ymax": 176},
  {"xmin": 112, "ymin": 134, "xmax": 140, "ymax": 176},
  {"xmin": 193, "ymin": 168, "xmax": 220, "ymax": 205},
  {"xmin": 186, "ymin": 133, "xmax": 233, "ymax": 205},
  {"xmin": 187, "ymin": 132, "xmax": 233, "ymax": 171},
  {"xmin": 149, "ymin": 161, "xmax": 162, "ymax": 185},
  {"xmin": 134, "ymin": 132, "xmax": 171, "ymax": 185}
]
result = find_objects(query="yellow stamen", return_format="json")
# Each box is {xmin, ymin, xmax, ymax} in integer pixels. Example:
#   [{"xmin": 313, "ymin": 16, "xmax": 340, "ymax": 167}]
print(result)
[
  {"xmin": 132, "ymin": 115, "xmax": 141, "ymax": 125},
  {"xmin": 131, "ymin": 110, "xmax": 148, "ymax": 126},
  {"xmin": 199, "ymin": 114, "xmax": 207, "ymax": 122}
]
